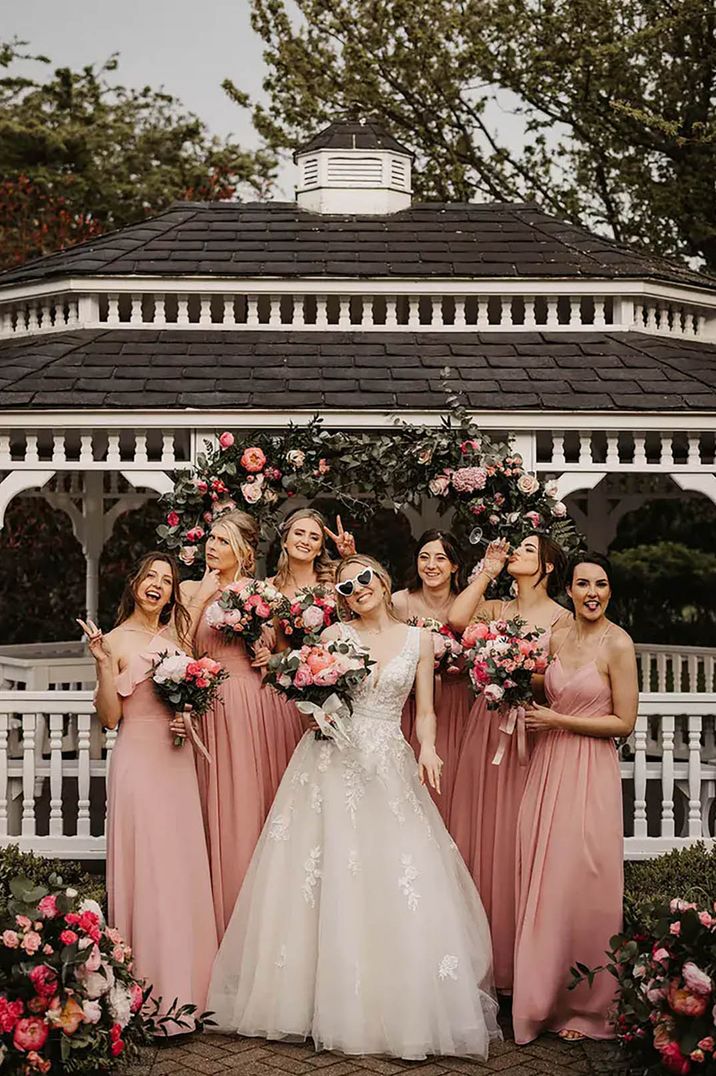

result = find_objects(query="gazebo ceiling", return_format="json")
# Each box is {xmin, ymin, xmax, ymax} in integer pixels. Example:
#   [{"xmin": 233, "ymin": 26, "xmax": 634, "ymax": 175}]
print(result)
[
  {"xmin": 0, "ymin": 328, "xmax": 714, "ymax": 412},
  {"xmin": 1, "ymin": 202, "xmax": 715, "ymax": 291}
]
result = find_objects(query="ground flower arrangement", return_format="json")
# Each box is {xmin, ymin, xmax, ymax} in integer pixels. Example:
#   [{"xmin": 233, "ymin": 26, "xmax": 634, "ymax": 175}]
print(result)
[
  {"xmin": 571, "ymin": 897, "xmax": 716, "ymax": 1074},
  {"xmin": 0, "ymin": 875, "xmax": 207, "ymax": 1074}
]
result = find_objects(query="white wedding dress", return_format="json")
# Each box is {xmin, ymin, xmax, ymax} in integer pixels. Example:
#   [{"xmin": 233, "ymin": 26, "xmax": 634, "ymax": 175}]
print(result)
[{"xmin": 208, "ymin": 625, "xmax": 501, "ymax": 1059}]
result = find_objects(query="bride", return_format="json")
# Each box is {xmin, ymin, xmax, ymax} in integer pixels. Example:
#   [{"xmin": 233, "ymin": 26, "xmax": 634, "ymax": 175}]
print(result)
[{"xmin": 207, "ymin": 555, "xmax": 501, "ymax": 1060}]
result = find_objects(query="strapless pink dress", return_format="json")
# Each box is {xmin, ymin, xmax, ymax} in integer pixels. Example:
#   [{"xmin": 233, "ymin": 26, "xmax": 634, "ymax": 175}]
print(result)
[
  {"xmin": 195, "ymin": 600, "xmax": 304, "ymax": 938},
  {"xmin": 449, "ymin": 621, "xmax": 554, "ymax": 992},
  {"xmin": 512, "ymin": 656, "xmax": 622, "ymax": 1042},
  {"xmin": 107, "ymin": 633, "xmax": 217, "ymax": 1029}
]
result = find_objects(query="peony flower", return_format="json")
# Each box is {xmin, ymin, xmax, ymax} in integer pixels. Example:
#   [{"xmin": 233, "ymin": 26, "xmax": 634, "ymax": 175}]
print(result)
[
  {"xmin": 166, "ymin": 511, "xmax": 180, "ymax": 527},
  {"xmin": 108, "ymin": 983, "xmax": 133, "ymax": 1028},
  {"xmin": 517, "ymin": 473, "xmax": 540, "ymax": 495},
  {"xmin": 483, "ymin": 683, "xmax": 505, "ymax": 703},
  {"xmin": 286, "ymin": 448, "xmax": 305, "ymax": 468},
  {"xmin": 660, "ymin": 1041, "xmax": 692, "ymax": 1075},
  {"xmin": 29, "ymin": 965, "xmax": 58, "ymax": 998},
  {"xmin": 451, "ymin": 466, "xmax": 488, "ymax": 493},
  {"xmin": 218, "ymin": 431, "xmax": 235, "ymax": 449},
  {"xmin": 241, "ymin": 481, "xmax": 263, "ymax": 504},
  {"xmin": 313, "ymin": 665, "xmax": 340, "ymax": 687},
  {"xmin": 302, "ymin": 605, "xmax": 326, "ymax": 632},
  {"xmin": 0, "ymin": 998, "xmax": 24, "ymax": 1033},
  {"xmin": 293, "ymin": 665, "xmax": 314, "ymax": 688},
  {"xmin": 551, "ymin": 501, "xmax": 567, "ymax": 518},
  {"xmin": 240, "ymin": 446, "xmax": 266, "ymax": 472},
  {"xmin": 668, "ymin": 981, "xmax": 708, "ymax": 1017},
  {"xmin": 21, "ymin": 932, "xmax": 42, "ymax": 954},
  {"xmin": 683, "ymin": 962, "xmax": 713, "ymax": 996},
  {"xmin": 2, "ymin": 930, "xmax": 19, "ymax": 948},
  {"xmin": 37, "ymin": 895, "xmax": 58, "ymax": 920},
  {"xmin": 179, "ymin": 545, "xmax": 198, "ymax": 566},
  {"xmin": 428, "ymin": 474, "xmax": 451, "ymax": 497},
  {"xmin": 81, "ymin": 999, "xmax": 102, "ymax": 1025},
  {"xmin": 13, "ymin": 1016, "xmax": 48, "ymax": 1053}
]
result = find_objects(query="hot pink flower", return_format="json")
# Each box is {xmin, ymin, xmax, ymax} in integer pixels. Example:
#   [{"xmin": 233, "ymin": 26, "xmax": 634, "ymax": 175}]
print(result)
[
  {"xmin": 0, "ymin": 997, "xmax": 24, "ymax": 1032},
  {"xmin": 660, "ymin": 1041, "xmax": 692, "ymax": 1075},
  {"xmin": 460, "ymin": 438, "xmax": 481, "ymax": 454},
  {"xmin": 185, "ymin": 526, "xmax": 205, "ymax": 543},
  {"xmin": 166, "ymin": 511, "xmax": 180, "ymax": 527},
  {"xmin": 219, "ymin": 431, "xmax": 235, "ymax": 449},
  {"xmin": 194, "ymin": 478, "xmax": 208, "ymax": 494},
  {"xmin": 241, "ymin": 446, "xmax": 266, "ymax": 472},
  {"xmin": 59, "ymin": 930, "xmax": 78, "ymax": 946},
  {"xmin": 13, "ymin": 1016, "xmax": 49, "ymax": 1052},
  {"xmin": 37, "ymin": 895, "xmax": 58, "ymax": 920},
  {"xmin": 29, "ymin": 965, "xmax": 58, "ymax": 999},
  {"xmin": 698, "ymin": 1037, "xmax": 715, "ymax": 1052},
  {"xmin": 668, "ymin": 981, "xmax": 708, "ymax": 1017},
  {"xmin": 524, "ymin": 510, "xmax": 542, "ymax": 527},
  {"xmin": 130, "ymin": 982, "xmax": 144, "ymax": 1013},
  {"xmin": 670, "ymin": 922, "xmax": 682, "ymax": 936}
]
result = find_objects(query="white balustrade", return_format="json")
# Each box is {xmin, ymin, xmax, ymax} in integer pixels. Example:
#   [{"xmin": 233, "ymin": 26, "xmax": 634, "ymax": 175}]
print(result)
[
  {"xmin": 0, "ymin": 689, "xmax": 711, "ymax": 860},
  {"xmin": 0, "ymin": 286, "xmax": 714, "ymax": 339}
]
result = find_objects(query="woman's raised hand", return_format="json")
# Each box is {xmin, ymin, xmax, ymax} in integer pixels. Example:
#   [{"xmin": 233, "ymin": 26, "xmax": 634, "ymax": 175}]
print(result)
[
  {"xmin": 482, "ymin": 538, "xmax": 510, "ymax": 580},
  {"xmin": 325, "ymin": 515, "xmax": 356, "ymax": 558},
  {"xmin": 195, "ymin": 566, "xmax": 222, "ymax": 603},
  {"xmin": 76, "ymin": 618, "xmax": 111, "ymax": 665}
]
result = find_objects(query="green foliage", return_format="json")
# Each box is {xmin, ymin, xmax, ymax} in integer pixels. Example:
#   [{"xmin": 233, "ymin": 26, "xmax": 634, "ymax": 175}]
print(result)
[
  {"xmin": 624, "ymin": 844, "xmax": 716, "ymax": 932},
  {"xmin": 611, "ymin": 542, "xmax": 716, "ymax": 645},
  {"xmin": 0, "ymin": 844, "xmax": 105, "ymax": 917},
  {"xmin": 0, "ymin": 39, "xmax": 275, "ymax": 268},
  {"xmin": 240, "ymin": 0, "xmax": 716, "ymax": 268}
]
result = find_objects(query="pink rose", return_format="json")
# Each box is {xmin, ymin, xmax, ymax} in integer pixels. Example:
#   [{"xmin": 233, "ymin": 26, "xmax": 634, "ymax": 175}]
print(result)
[
  {"xmin": 670, "ymin": 921, "xmax": 682, "ymax": 936},
  {"xmin": 130, "ymin": 982, "xmax": 144, "ymax": 1013},
  {"xmin": 21, "ymin": 932, "xmax": 42, "ymax": 954},
  {"xmin": 166, "ymin": 511, "xmax": 180, "ymax": 527},
  {"xmin": 241, "ymin": 446, "xmax": 266, "ymax": 472},
  {"xmin": 29, "ymin": 965, "xmax": 58, "ymax": 999},
  {"xmin": 13, "ymin": 1016, "xmax": 49, "ymax": 1053},
  {"xmin": 653, "ymin": 946, "xmax": 670, "ymax": 964},
  {"xmin": 517, "ymin": 473, "xmax": 540, "ymax": 495},
  {"xmin": 59, "ymin": 930, "xmax": 78, "ymax": 946},
  {"xmin": 691, "ymin": 1049, "xmax": 705, "ymax": 1064},
  {"xmin": 16, "ymin": 915, "xmax": 31, "ymax": 930},
  {"xmin": 241, "ymin": 481, "xmax": 263, "ymax": 504},
  {"xmin": 219, "ymin": 431, "xmax": 235, "ymax": 449},
  {"xmin": 2, "ymin": 930, "xmax": 20, "ymax": 948},
  {"xmin": 668, "ymin": 981, "xmax": 708, "ymax": 1017},
  {"xmin": 524, "ymin": 510, "xmax": 542, "ymax": 527},
  {"xmin": 683, "ymin": 962, "xmax": 713, "ymax": 996},
  {"xmin": 428, "ymin": 474, "xmax": 451, "ymax": 497},
  {"xmin": 698, "ymin": 1037, "xmax": 715, "ymax": 1052},
  {"xmin": 660, "ymin": 1042, "xmax": 692, "ymax": 1075},
  {"xmin": 194, "ymin": 478, "xmax": 208, "ymax": 493},
  {"xmin": 179, "ymin": 545, "xmax": 198, "ymax": 566},
  {"xmin": 483, "ymin": 683, "xmax": 504, "ymax": 703},
  {"xmin": 293, "ymin": 665, "xmax": 314, "ymax": 688},
  {"xmin": 37, "ymin": 896, "xmax": 58, "ymax": 920},
  {"xmin": 185, "ymin": 526, "xmax": 205, "ymax": 543}
]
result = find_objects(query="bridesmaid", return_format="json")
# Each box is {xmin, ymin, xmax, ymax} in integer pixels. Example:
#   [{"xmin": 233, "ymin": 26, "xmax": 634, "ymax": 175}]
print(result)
[
  {"xmin": 448, "ymin": 532, "xmax": 569, "ymax": 993},
  {"xmin": 181, "ymin": 509, "xmax": 301, "ymax": 938},
  {"xmin": 393, "ymin": 529, "xmax": 468, "ymax": 821},
  {"xmin": 269, "ymin": 507, "xmax": 355, "ymax": 600},
  {"xmin": 79, "ymin": 553, "xmax": 217, "ymax": 1029},
  {"xmin": 513, "ymin": 552, "xmax": 638, "ymax": 1043}
]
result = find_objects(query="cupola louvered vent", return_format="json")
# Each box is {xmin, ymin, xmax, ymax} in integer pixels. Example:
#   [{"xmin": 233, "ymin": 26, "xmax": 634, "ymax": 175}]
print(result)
[
  {"xmin": 326, "ymin": 155, "xmax": 383, "ymax": 186},
  {"xmin": 301, "ymin": 156, "xmax": 319, "ymax": 189}
]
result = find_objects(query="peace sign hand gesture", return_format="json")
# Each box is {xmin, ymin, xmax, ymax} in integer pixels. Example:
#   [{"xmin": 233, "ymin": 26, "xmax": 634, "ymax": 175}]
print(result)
[
  {"xmin": 324, "ymin": 515, "xmax": 356, "ymax": 558},
  {"xmin": 77, "ymin": 618, "xmax": 112, "ymax": 666}
]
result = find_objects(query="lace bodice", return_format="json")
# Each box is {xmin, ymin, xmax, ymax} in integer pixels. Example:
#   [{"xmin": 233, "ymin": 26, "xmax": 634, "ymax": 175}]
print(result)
[{"xmin": 342, "ymin": 624, "xmax": 421, "ymax": 725}]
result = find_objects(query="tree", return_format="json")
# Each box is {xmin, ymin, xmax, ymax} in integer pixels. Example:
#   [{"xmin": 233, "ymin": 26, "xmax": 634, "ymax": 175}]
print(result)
[
  {"xmin": 232, "ymin": 0, "xmax": 716, "ymax": 270},
  {"xmin": 0, "ymin": 40, "xmax": 275, "ymax": 268}
]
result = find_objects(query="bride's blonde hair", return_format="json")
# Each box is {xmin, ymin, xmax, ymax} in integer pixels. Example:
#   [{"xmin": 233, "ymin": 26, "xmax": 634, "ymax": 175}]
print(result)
[
  {"xmin": 335, "ymin": 554, "xmax": 400, "ymax": 622},
  {"xmin": 210, "ymin": 509, "xmax": 259, "ymax": 580},
  {"xmin": 274, "ymin": 508, "xmax": 335, "ymax": 591}
]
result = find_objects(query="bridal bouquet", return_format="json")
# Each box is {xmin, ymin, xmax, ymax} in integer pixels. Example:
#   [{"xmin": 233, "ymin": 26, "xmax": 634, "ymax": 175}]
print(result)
[
  {"xmin": 0, "ymin": 876, "xmax": 208, "ymax": 1075},
  {"xmin": 406, "ymin": 616, "xmax": 463, "ymax": 676},
  {"xmin": 151, "ymin": 651, "xmax": 227, "ymax": 749},
  {"xmin": 264, "ymin": 638, "xmax": 374, "ymax": 748},
  {"xmin": 462, "ymin": 616, "xmax": 550, "ymax": 765},
  {"xmin": 278, "ymin": 585, "xmax": 338, "ymax": 647},
  {"xmin": 205, "ymin": 580, "xmax": 287, "ymax": 649}
]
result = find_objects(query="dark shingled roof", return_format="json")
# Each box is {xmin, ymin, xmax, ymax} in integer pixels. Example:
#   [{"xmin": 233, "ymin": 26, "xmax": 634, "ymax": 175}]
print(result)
[
  {"xmin": 1, "ymin": 202, "xmax": 714, "ymax": 291},
  {"xmin": 295, "ymin": 118, "xmax": 412, "ymax": 159},
  {"xmin": 0, "ymin": 329, "xmax": 714, "ymax": 411}
]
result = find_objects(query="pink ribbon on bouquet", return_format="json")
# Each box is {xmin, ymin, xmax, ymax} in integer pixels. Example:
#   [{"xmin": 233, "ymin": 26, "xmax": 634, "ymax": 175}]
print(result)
[
  {"xmin": 491, "ymin": 704, "xmax": 529, "ymax": 767},
  {"xmin": 180, "ymin": 711, "xmax": 212, "ymax": 764}
]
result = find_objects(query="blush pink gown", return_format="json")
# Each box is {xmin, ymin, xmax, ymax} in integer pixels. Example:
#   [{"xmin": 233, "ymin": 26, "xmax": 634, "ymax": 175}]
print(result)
[
  {"xmin": 449, "ymin": 609, "xmax": 559, "ymax": 993},
  {"xmin": 512, "ymin": 651, "xmax": 622, "ymax": 1043},
  {"xmin": 195, "ymin": 598, "xmax": 304, "ymax": 938},
  {"xmin": 107, "ymin": 632, "xmax": 217, "ymax": 1029}
]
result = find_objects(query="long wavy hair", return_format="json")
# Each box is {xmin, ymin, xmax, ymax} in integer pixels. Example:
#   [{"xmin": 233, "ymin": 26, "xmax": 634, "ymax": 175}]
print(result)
[
  {"xmin": 405, "ymin": 529, "xmax": 464, "ymax": 594},
  {"xmin": 273, "ymin": 508, "xmax": 336, "ymax": 591},
  {"xmin": 211, "ymin": 509, "xmax": 260, "ymax": 579},
  {"xmin": 335, "ymin": 554, "xmax": 400, "ymax": 623},
  {"xmin": 115, "ymin": 552, "xmax": 191, "ymax": 648}
]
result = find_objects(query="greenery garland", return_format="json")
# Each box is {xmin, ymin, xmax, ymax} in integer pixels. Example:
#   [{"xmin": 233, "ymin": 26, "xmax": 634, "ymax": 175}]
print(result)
[{"xmin": 158, "ymin": 411, "xmax": 581, "ymax": 574}]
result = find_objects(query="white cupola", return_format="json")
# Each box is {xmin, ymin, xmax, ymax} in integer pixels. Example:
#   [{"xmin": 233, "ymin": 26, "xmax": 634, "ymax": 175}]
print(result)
[{"xmin": 294, "ymin": 118, "xmax": 413, "ymax": 214}]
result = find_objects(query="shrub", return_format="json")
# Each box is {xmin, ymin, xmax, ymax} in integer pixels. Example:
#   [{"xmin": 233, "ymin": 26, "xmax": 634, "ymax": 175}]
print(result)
[
  {"xmin": 625, "ymin": 845, "xmax": 716, "ymax": 932},
  {"xmin": 0, "ymin": 847, "xmax": 104, "ymax": 918}
]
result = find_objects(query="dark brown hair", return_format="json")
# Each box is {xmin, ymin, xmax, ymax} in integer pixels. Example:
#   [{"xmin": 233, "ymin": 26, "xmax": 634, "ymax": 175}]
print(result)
[
  {"xmin": 115, "ymin": 552, "xmax": 191, "ymax": 648},
  {"xmin": 525, "ymin": 531, "xmax": 568, "ymax": 599},
  {"xmin": 568, "ymin": 551, "xmax": 613, "ymax": 589},
  {"xmin": 406, "ymin": 530, "xmax": 464, "ymax": 594}
]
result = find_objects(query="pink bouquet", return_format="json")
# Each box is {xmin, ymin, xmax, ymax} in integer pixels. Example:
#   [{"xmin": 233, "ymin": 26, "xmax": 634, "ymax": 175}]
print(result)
[
  {"xmin": 462, "ymin": 615, "xmax": 549, "ymax": 765},
  {"xmin": 278, "ymin": 585, "xmax": 338, "ymax": 647},
  {"xmin": 264, "ymin": 638, "xmax": 374, "ymax": 748},
  {"xmin": 205, "ymin": 579, "xmax": 287, "ymax": 650},
  {"xmin": 151, "ymin": 651, "xmax": 227, "ymax": 749},
  {"xmin": 406, "ymin": 616, "xmax": 463, "ymax": 675}
]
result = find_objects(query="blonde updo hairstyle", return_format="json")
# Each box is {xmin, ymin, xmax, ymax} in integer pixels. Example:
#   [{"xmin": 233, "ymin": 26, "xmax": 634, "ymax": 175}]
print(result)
[
  {"xmin": 274, "ymin": 507, "xmax": 336, "ymax": 591},
  {"xmin": 335, "ymin": 554, "xmax": 400, "ymax": 623},
  {"xmin": 211, "ymin": 509, "xmax": 260, "ymax": 579}
]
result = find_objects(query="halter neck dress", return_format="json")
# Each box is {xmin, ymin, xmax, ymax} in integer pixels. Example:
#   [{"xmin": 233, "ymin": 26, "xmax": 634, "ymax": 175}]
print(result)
[
  {"xmin": 107, "ymin": 629, "xmax": 217, "ymax": 1027},
  {"xmin": 512, "ymin": 627, "xmax": 622, "ymax": 1043}
]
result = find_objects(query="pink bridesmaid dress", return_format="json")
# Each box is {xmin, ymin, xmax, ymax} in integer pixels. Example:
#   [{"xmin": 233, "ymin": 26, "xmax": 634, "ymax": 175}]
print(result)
[
  {"xmin": 195, "ymin": 597, "xmax": 304, "ymax": 938},
  {"xmin": 107, "ymin": 632, "xmax": 217, "ymax": 1028},
  {"xmin": 449, "ymin": 607, "xmax": 560, "ymax": 993},
  {"xmin": 403, "ymin": 677, "xmax": 471, "ymax": 823},
  {"xmin": 512, "ymin": 636, "xmax": 622, "ymax": 1043}
]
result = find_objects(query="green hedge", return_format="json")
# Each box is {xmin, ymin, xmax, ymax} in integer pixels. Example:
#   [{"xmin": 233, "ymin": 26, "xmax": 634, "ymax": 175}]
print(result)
[
  {"xmin": 0, "ymin": 844, "xmax": 105, "ymax": 915},
  {"xmin": 624, "ymin": 842, "xmax": 716, "ymax": 929}
]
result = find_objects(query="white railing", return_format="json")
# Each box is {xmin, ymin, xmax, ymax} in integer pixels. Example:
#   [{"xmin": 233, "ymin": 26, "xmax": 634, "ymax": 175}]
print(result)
[
  {"xmin": 0, "ymin": 285, "xmax": 714, "ymax": 340},
  {"xmin": 0, "ymin": 689, "xmax": 713, "ymax": 861},
  {"xmin": 636, "ymin": 645, "xmax": 716, "ymax": 694}
]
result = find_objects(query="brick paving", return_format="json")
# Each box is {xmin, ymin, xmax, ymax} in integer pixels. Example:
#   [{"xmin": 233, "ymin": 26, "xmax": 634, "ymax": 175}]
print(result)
[{"xmin": 124, "ymin": 1014, "xmax": 632, "ymax": 1076}]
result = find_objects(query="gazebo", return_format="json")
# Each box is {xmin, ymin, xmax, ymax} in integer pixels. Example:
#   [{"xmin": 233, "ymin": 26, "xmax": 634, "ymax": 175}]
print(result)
[{"xmin": 0, "ymin": 118, "xmax": 714, "ymax": 860}]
